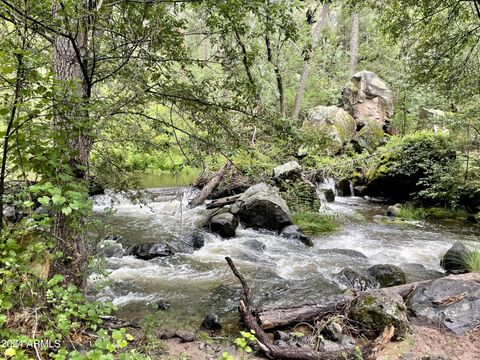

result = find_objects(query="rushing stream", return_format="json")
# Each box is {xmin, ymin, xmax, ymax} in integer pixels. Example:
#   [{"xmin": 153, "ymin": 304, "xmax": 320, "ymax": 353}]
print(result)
[{"xmin": 88, "ymin": 183, "xmax": 479, "ymax": 332}]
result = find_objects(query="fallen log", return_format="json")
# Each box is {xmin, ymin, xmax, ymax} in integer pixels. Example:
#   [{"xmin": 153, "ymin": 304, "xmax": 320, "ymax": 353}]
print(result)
[
  {"xmin": 205, "ymin": 194, "xmax": 242, "ymax": 209},
  {"xmin": 190, "ymin": 162, "xmax": 231, "ymax": 207},
  {"xmin": 226, "ymin": 257, "xmax": 394, "ymax": 360},
  {"xmin": 258, "ymin": 272, "xmax": 480, "ymax": 330}
]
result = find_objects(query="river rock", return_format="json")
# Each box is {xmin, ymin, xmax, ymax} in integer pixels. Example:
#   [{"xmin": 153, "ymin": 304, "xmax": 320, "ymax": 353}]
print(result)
[
  {"xmin": 324, "ymin": 322, "xmax": 343, "ymax": 341},
  {"xmin": 336, "ymin": 179, "xmax": 352, "ymax": 197},
  {"xmin": 272, "ymin": 161, "xmax": 302, "ymax": 181},
  {"xmin": 128, "ymin": 242, "xmax": 174, "ymax": 260},
  {"xmin": 342, "ymin": 70, "xmax": 394, "ymax": 127},
  {"xmin": 303, "ymin": 106, "xmax": 357, "ymax": 153},
  {"xmin": 440, "ymin": 242, "xmax": 470, "ymax": 274},
  {"xmin": 353, "ymin": 118, "xmax": 386, "ymax": 152},
  {"xmin": 274, "ymin": 331, "xmax": 291, "ymax": 342},
  {"xmin": 353, "ymin": 185, "xmax": 367, "ymax": 197},
  {"xmin": 386, "ymin": 204, "xmax": 402, "ymax": 217},
  {"xmin": 201, "ymin": 314, "xmax": 222, "ymax": 330},
  {"xmin": 279, "ymin": 225, "xmax": 312, "ymax": 246},
  {"xmin": 244, "ymin": 239, "xmax": 266, "ymax": 253},
  {"xmin": 335, "ymin": 268, "xmax": 379, "ymax": 291},
  {"xmin": 401, "ymin": 263, "xmax": 444, "ymax": 283},
  {"xmin": 319, "ymin": 248, "xmax": 367, "ymax": 259},
  {"xmin": 322, "ymin": 189, "xmax": 335, "ymax": 203},
  {"xmin": 2, "ymin": 205, "xmax": 21, "ymax": 224},
  {"xmin": 367, "ymin": 264, "xmax": 407, "ymax": 287},
  {"xmin": 209, "ymin": 212, "xmax": 238, "ymax": 238},
  {"xmin": 177, "ymin": 232, "xmax": 205, "ymax": 253},
  {"xmin": 407, "ymin": 277, "xmax": 480, "ymax": 334},
  {"xmin": 231, "ymin": 183, "xmax": 293, "ymax": 230},
  {"xmin": 349, "ymin": 290, "xmax": 410, "ymax": 339},
  {"xmin": 178, "ymin": 331, "xmax": 196, "ymax": 343},
  {"xmin": 97, "ymin": 236, "xmax": 124, "ymax": 258}
]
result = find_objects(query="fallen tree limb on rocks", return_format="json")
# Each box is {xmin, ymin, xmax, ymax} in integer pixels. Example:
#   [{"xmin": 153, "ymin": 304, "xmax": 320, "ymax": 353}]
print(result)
[
  {"xmin": 190, "ymin": 162, "xmax": 232, "ymax": 207},
  {"xmin": 257, "ymin": 272, "xmax": 480, "ymax": 330},
  {"xmin": 225, "ymin": 257, "xmax": 394, "ymax": 360},
  {"xmin": 205, "ymin": 194, "xmax": 242, "ymax": 209}
]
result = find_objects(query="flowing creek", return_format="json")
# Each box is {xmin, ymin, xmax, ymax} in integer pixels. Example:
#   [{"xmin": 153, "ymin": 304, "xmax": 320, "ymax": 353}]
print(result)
[{"xmin": 88, "ymin": 184, "xmax": 479, "ymax": 333}]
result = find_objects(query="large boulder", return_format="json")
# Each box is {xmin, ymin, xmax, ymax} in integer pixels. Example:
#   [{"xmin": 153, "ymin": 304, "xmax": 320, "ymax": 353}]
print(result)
[
  {"xmin": 352, "ymin": 118, "xmax": 386, "ymax": 152},
  {"xmin": 231, "ymin": 183, "xmax": 293, "ymax": 230},
  {"xmin": 440, "ymin": 242, "xmax": 470, "ymax": 274},
  {"xmin": 303, "ymin": 106, "xmax": 357, "ymax": 152},
  {"xmin": 407, "ymin": 277, "xmax": 480, "ymax": 334},
  {"xmin": 349, "ymin": 290, "xmax": 410, "ymax": 339},
  {"xmin": 277, "ymin": 179, "xmax": 320, "ymax": 213},
  {"xmin": 342, "ymin": 70, "xmax": 394, "ymax": 127},
  {"xmin": 128, "ymin": 242, "xmax": 174, "ymax": 260},
  {"xmin": 273, "ymin": 161, "xmax": 302, "ymax": 181},
  {"xmin": 367, "ymin": 264, "xmax": 407, "ymax": 287},
  {"xmin": 208, "ymin": 212, "xmax": 239, "ymax": 238}
]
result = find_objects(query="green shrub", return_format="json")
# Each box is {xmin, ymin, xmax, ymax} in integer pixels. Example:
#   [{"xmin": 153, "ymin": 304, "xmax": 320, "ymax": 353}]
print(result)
[{"xmin": 293, "ymin": 211, "xmax": 339, "ymax": 235}]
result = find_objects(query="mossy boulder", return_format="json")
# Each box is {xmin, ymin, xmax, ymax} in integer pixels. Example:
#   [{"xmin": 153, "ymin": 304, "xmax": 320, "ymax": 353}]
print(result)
[
  {"xmin": 335, "ymin": 268, "xmax": 379, "ymax": 291},
  {"xmin": 349, "ymin": 290, "xmax": 410, "ymax": 340},
  {"xmin": 277, "ymin": 178, "xmax": 320, "ymax": 213},
  {"xmin": 303, "ymin": 105, "xmax": 356, "ymax": 153},
  {"xmin": 440, "ymin": 242, "xmax": 470, "ymax": 274},
  {"xmin": 353, "ymin": 118, "xmax": 386, "ymax": 153}
]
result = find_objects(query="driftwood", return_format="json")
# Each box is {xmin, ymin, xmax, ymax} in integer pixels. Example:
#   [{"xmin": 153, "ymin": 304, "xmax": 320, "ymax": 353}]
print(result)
[
  {"xmin": 258, "ymin": 272, "xmax": 480, "ymax": 330},
  {"xmin": 225, "ymin": 257, "xmax": 394, "ymax": 360},
  {"xmin": 205, "ymin": 194, "xmax": 242, "ymax": 209},
  {"xmin": 190, "ymin": 162, "xmax": 231, "ymax": 207}
]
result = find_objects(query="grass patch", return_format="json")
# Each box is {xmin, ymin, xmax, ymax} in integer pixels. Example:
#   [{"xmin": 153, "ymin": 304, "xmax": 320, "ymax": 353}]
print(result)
[
  {"xmin": 397, "ymin": 206, "xmax": 428, "ymax": 221},
  {"xmin": 293, "ymin": 211, "xmax": 339, "ymax": 235},
  {"xmin": 464, "ymin": 250, "xmax": 480, "ymax": 272}
]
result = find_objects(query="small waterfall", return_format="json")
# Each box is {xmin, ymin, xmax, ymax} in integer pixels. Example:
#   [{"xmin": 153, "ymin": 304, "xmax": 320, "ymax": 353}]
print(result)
[{"xmin": 316, "ymin": 177, "xmax": 337, "ymax": 208}]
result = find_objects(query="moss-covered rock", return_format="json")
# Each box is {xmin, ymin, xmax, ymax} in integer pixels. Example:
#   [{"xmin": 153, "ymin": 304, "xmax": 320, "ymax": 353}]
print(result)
[
  {"xmin": 367, "ymin": 264, "xmax": 407, "ymax": 287},
  {"xmin": 349, "ymin": 290, "xmax": 410, "ymax": 340},
  {"xmin": 303, "ymin": 105, "xmax": 356, "ymax": 153},
  {"xmin": 277, "ymin": 178, "xmax": 320, "ymax": 213},
  {"xmin": 353, "ymin": 118, "xmax": 386, "ymax": 152}
]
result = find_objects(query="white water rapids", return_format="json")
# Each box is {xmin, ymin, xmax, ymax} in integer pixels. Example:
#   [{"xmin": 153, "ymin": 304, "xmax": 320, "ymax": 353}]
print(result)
[{"xmin": 88, "ymin": 185, "xmax": 479, "ymax": 331}]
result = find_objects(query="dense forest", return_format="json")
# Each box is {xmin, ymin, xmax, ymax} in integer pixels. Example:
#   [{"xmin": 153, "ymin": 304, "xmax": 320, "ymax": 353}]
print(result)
[{"xmin": 1, "ymin": 0, "xmax": 480, "ymax": 359}]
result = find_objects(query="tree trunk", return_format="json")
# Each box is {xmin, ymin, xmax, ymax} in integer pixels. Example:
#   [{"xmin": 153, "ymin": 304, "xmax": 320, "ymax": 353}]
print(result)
[
  {"xmin": 257, "ymin": 272, "xmax": 480, "ymax": 330},
  {"xmin": 349, "ymin": 11, "xmax": 360, "ymax": 77},
  {"xmin": 265, "ymin": 34, "xmax": 286, "ymax": 118},
  {"xmin": 292, "ymin": 3, "xmax": 330, "ymax": 121},
  {"xmin": 50, "ymin": 2, "xmax": 92, "ymax": 288}
]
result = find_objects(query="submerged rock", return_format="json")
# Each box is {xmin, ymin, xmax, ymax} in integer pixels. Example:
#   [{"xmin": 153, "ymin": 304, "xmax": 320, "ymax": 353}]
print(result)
[
  {"xmin": 201, "ymin": 314, "xmax": 222, "ymax": 330},
  {"xmin": 319, "ymin": 248, "xmax": 367, "ymax": 259},
  {"xmin": 244, "ymin": 239, "xmax": 266, "ymax": 253},
  {"xmin": 128, "ymin": 242, "xmax": 174, "ymax": 260},
  {"xmin": 97, "ymin": 235, "xmax": 124, "ymax": 258},
  {"xmin": 231, "ymin": 183, "xmax": 293, "ymax": 230},
  {"xmin": 209, "ymin": 212, "xmax": 239, "ymax": 238},
  {"xmin": 367, "ymin": 264, "xmax": 407, "ymax": 287},
  {"xmin": 335, "ymin": 268, "xmax": 379, "ymax": 291},
  {"xmin": 177, "ymin": 232, "xmax": 205, "ymax": 253},
  {"xmin": 349, "ymin": 290, "xmax": 410, "ymax": 339},
  {"xmin": 280, "ymin": 225, "xmax": 312, "ymax": 246},
  {"xmin": 440, "ymin": 242, "xmax": 470, "ymax": 274},
  {"xmin": 407, "ymin": 277, "xmax": 480, "ymax": 334}
]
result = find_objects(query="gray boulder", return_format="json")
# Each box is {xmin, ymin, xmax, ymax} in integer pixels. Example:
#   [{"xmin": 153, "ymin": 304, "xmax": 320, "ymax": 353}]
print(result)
[
  {"xmin": 272, "ymin": 161, "xmax": 302, "ymax": 181},
  {"xmin": 367, "ymin": 264, "xmax": 407, "ymax": 287},
  {"xmin": 336, "ymin": 179, "xmax": 352, "ymax": 197},
  {"xmin": 335, "ymin": 268, "xmax": 379, "ymax": 292},
  {"xmin": 231, "ymin": 183, "xmax": 293, "ymax": 230},
  {"xmin": 440, "ymin": 242, "xmax": 470, "ymax": 274},
  {"xmin": 128, "ymin": 242, "xmax": 174, "ymax": 260},
  {"xmin": 201, "ymin": 314, "xmax": 222, "ymax": 330},
  {"xmin": 209, "ymin": 212, "xmax": 238, "ymax": 238},
  {"xmin": 407, "ymin": 278, "xmax": 480, "ymax": 334},
  {"xmin": 280, "ymin": 225, "xmax": 312, "ymax": 246},
  {"xmin": 97, "ymin": 236, "xmax": 124, "ymax": 258},
  {"xmin": 342, "ymin": 70, "xmax": 394, "ymax": 127},
  {"xmin": 386, "ymin": 204, "xmax": 402, "ymax": 217},
  {"xmin": 349, "ymin": 290, "xmax": 410, "ymax": 339}
]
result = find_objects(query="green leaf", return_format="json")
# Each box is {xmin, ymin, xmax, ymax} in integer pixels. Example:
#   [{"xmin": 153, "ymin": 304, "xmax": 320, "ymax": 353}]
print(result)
[
  {"xmin": 61, "ymin": 206, "xmax": 72, "ymax": 215},
  {"xmin": 38, "ymin": 196, "xmax": 51, "ymax": 206},
  {"xmin": 52, "ymin": 194, "xmax": 67, "ymax": 205},
  {"xmin": 23, "ymin": 200, "xmax": 34, "ymax": 207}
]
